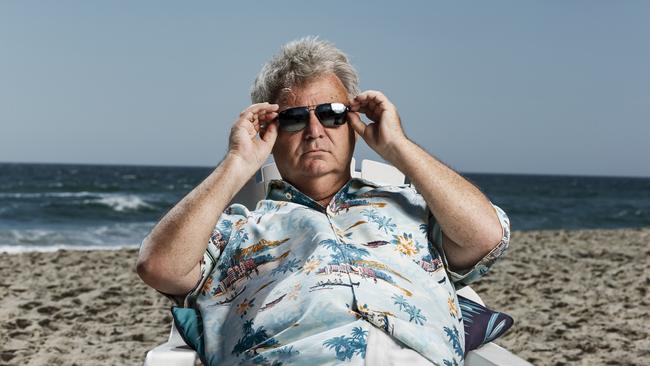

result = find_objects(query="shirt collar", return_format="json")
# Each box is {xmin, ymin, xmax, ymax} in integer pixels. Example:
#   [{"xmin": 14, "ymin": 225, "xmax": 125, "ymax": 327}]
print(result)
[{"xmin": 265, "ymin": 177, "xmax": 382, "ymax": 212}]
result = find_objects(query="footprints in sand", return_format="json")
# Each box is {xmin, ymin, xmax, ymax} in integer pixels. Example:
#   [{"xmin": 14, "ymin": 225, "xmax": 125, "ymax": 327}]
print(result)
[
  {"xmin": 472, "ymin": 229, "xmax": 650, "ymax": 365},
  {"xmin": 1, "ymin": 249, "xmax": 173, "ymax": 365}
]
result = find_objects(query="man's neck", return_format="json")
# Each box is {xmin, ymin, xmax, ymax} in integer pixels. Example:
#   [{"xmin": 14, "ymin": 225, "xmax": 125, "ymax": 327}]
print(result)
[{"xmin": 290, "ymin": 173, "xmax": 351, "ymax": 208}]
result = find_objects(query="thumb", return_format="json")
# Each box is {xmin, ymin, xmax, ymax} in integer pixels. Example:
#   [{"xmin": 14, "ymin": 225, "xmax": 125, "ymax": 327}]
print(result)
[
  {"xmin": 261, "ymin": 120, "xmax": 278, "ymax": 144},
  {"xmin": 347, "ymin": 111, "xmax": 366, "ymax": 136}
]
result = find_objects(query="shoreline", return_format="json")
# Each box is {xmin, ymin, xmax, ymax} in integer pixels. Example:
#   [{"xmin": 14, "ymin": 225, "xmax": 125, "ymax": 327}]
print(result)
[{"xmin": 1, "ymin": 228, "xmax": 649, "ymax": 365}]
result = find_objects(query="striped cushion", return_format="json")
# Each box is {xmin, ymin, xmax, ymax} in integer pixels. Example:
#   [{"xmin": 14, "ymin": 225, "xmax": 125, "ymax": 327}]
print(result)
[{"xmin": 458, "ymin": 294, "xmax": 514, "ymax": 354}]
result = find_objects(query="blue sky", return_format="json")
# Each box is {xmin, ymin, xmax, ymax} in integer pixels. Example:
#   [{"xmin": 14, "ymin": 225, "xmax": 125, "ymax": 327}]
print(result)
[{"xmin": 1, "ymin": 1, "xmax": 648, "ymax": 176}]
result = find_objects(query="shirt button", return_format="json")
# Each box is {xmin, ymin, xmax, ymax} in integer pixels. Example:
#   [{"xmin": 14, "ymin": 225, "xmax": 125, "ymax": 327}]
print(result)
[{"xmin": 285, "ymin": 192, "xmax": 293, "ymax": 200}]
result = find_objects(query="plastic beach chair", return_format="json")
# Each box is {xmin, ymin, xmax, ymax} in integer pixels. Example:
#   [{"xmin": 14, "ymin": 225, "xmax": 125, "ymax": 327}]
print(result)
[{"xmin": 143, "ymin": 158, "xmax": 532, "ymax": 366}]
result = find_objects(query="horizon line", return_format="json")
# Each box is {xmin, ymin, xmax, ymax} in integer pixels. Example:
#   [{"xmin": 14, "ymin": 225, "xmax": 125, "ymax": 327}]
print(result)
[{"xmin": 1, "ymin": 160, "xmax": 649, "ymax": 180}]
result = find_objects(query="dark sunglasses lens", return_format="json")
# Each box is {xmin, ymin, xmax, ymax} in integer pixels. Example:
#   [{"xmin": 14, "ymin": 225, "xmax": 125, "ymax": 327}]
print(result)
[
  {"xmin": 316, "ymin": 103, "xmax": 347, "ymax": 127},
  {"xmin": 278, "ymin": 108, "xmax": 309, "ymax": 132}
]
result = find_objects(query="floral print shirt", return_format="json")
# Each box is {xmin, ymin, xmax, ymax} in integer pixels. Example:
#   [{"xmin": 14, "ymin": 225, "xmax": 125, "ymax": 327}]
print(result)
[{"xmin": 183, "ymin": 177, "xmax": 510, "ymax": 366}]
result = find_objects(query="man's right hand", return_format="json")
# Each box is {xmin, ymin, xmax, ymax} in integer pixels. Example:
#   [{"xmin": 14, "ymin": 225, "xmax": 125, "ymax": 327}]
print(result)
[
  {"xmin": 137, "ymin": 102, "xmax": 281, "ymax": 297},
  {"xmin": 227, "ymin": 102, "xmax": 280, "ymax": 172}
]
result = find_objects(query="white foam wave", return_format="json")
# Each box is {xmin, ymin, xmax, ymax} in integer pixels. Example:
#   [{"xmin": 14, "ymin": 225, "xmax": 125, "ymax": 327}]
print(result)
[
  {"xmin": 0, "ymin": 223, "xmax": 153, "ymax": 250},
  {"xmin": 5, "ymin": 229, "xmax": 67, "ymax": 244},
  {"xmin": 1, "ymin": 191, "xmax": 155, "ymax": 212},
  {"xmin": 0, "ymin": 191, "xmax": 95, "ymax": 199},
  {"xmin": 0, "ymin": 243, "xmax": 140, "ymax": 254},
  {"xmin": 90, "ymin": 194, "xmax": 153, "ymax": 211}
]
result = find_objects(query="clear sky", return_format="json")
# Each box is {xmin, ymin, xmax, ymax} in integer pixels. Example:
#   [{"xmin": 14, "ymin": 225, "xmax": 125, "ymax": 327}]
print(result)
[{"xmin": 1, "ymin": 1, "xmax": 648, "ymax": 177}]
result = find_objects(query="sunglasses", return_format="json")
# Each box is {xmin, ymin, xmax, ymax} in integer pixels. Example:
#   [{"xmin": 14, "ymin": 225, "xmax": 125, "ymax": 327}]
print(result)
[{"xmin": 276, "ymin": 102, "xmax": 350, "ymax": 132}]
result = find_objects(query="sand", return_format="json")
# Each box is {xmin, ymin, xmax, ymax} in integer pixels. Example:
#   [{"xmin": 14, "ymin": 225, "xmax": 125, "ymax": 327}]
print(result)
[{"xmin": 1, "ymin": 228, "xmax": 649, "ymax": 365}]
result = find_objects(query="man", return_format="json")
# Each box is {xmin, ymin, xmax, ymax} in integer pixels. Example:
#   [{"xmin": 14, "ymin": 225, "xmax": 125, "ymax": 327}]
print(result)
[{"xmin": 137, "ymin": 36, "xmax": 510, "ymax": 365}]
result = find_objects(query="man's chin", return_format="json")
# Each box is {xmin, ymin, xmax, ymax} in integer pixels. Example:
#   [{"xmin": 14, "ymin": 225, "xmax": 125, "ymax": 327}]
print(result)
[{"xmin": 299, "ymin": 159, "xmax": 333, "ymax": 177}]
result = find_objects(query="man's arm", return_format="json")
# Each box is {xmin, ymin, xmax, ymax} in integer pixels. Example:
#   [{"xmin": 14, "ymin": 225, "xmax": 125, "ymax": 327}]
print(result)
[
  {"xmin": 136, "ymin": 103, "xmax": 280, "ymax": 296},
  {"xmin": 385, "ymin": 141, "xmax": 503, "ymax": 271},
  {"xmin": 136, "ymin": 154, "xmax": 255, "ymax": 295},
  {"xmin": 348, "ymin": 91, "xmax": 504, "ymax": 271}
]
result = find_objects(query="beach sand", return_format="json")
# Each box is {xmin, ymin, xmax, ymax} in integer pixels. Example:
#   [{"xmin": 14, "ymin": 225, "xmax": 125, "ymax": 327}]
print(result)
[{"xmin": 1, "ymin": 228, "xmax": 648, "ymax": 365}]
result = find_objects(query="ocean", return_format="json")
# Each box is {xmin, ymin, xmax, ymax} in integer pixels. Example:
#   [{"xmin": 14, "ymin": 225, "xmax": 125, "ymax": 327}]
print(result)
[{"xmin": 1, "ymin": 163, "xmax": 649, "ymax": 253}]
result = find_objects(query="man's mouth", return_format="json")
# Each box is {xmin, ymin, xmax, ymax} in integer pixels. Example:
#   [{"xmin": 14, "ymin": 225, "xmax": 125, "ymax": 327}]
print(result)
[{"xmin": 303, "ymin": 149, "xmax": 328, "ymax": 155}]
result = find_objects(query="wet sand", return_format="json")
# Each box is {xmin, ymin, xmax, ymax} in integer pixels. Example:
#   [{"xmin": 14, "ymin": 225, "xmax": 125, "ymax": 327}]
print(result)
[{"xmin": 1, "ymin": 228, "xmax": 648, "ymax": 365}]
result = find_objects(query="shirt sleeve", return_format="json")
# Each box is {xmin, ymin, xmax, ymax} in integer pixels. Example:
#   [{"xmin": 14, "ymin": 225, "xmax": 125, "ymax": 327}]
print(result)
[
  {"xmin": 428, "ymin": 203, "xmax": 511, "ymax": 289},
  {"xmin": 155, "ymin": 203, "xmax": 249, "ymax": 307}
]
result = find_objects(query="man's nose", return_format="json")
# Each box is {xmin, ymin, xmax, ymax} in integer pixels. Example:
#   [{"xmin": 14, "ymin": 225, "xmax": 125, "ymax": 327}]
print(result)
[{"xmin": 303, "ymin": 110, "xmax": 324, "ymax": 140}]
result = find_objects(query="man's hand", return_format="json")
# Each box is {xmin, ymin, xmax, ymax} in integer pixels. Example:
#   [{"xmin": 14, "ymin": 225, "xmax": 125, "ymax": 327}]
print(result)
[
  {"xmin": 349, "ymin": 91, "xmax": 505, "ymax": 271},
  {"xmin": 137, "ymin": 102, "xmax": 280, "ymax": 296},
  {"xmin": 347, "ymin": 90, "xmax": 408, "ymax": 161},
  {"xmin": 228, "ymin": 102, "xmax": 280, "ymax": 172}
]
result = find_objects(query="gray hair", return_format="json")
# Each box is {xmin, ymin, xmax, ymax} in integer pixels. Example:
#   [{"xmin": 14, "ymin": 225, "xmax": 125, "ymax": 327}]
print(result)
[{"xmin": 250, "ymin": 36, "xmax": 360, "ymax": 104}]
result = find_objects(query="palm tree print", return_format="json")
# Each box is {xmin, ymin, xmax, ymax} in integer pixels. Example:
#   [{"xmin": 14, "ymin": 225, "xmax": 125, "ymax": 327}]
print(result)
[
  {"xmin": 217, "ymin": 226, "xmax": 250, "ymax": 273},
  {"xmin": 375, "ymin": 216, "xmax": 397, "ymax": 234},
  {"xmin": 405, "ymin": 306, "xmax": 426, "ymax": 325},
  {"xmin": 232, "ymin": 319, "xmax": 279, "ymax": 357},
  {"xmin": 443, "ymin": 359, "xmax": 459, "ymax": 366},
  {"xmin": 361, "ymin": 208, "xmax": 397, "ymax": 233},
  {"xmin": 271, "ymin": 258, "xmax": 301, "ymax": 276},
  {"xmin": 320, "ymin": 239, "xmax": 369, "ymax": 265},
  {"xmin": 444, "ymin": 325, "xmax": 464, "ymax": 359},
  {"xmin": 392, "ymin": 294, "xmax": 408, "ymax": 310},
  {"xmin": 392, "ymin": 294, "xmax": 427, "ymax": 325},
  {"xmin": 248, "ymin": 345, "xmax": 299, "ymax": 366},
  {"xmin": 361, "ymin": 208, "xmax": 379, "ymax": 221},
  {"xmin": 322, "ymin": 326, "xmax": 368, "ymax": 361},
  {"xmin": 276, "ymin": 345, "xmax": 299, "ymax": 358},
  {"xmin": 219, "ymin": 219, "xmax": 234, "ymax": 239}
]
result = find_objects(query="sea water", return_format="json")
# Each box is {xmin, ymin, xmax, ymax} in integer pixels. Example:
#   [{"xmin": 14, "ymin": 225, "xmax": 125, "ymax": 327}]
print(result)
[{"xmin": 1, "ymin": 163, "xmax": 648, "ymax": 252}]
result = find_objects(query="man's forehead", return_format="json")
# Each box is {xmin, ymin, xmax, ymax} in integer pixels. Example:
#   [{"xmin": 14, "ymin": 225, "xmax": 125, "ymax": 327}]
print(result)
[
  {"xmin": 277, "ymin": 87, "xmax": 298, "ymax": 106},
  {"xmin": 276, "ymin": 75, "xmax": 348, "ymax": 108}
]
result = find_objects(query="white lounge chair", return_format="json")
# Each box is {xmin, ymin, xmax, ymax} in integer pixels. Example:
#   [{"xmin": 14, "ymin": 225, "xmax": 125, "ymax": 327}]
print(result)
[{"xmin": 143, "ymin": 158, "xmax": 531, "ymax": 366}]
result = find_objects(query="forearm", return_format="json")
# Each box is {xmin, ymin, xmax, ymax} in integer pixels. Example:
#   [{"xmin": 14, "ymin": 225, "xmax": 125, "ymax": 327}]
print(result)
[
  {"xmin": 137, "ymin": 153, "xmax": 255, "ymax": 292},
  {"xmin": 385, "ymin": 139, "xmax": 503, "ymax": 252}
]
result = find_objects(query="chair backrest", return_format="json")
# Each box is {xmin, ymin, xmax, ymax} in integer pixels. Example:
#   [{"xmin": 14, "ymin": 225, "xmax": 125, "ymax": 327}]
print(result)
[{"xmin": 230, "ymin": 157, "xmax": 406, "ymax": 210}]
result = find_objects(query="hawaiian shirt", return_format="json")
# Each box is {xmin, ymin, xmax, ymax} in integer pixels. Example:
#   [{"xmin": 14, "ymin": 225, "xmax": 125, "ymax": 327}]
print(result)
[{"xmin": 182, "ymin": 177, "xmax": 510, "ymax": 366}]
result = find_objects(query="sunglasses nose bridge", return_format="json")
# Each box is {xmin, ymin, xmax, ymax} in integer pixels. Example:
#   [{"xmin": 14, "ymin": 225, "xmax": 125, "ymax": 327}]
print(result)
[{"xmin": 304, "ymin": 108, "xmax": 325, "ymax": 137}]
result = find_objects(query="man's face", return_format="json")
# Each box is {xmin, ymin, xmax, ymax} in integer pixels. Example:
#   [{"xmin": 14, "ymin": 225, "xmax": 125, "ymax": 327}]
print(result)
[{"xmin": 272, "ymin": 73, "xmax": 355, "ymax": 185}]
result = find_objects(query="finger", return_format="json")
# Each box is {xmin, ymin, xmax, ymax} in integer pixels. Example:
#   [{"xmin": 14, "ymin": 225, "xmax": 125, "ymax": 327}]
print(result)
[
  {"xmin": 369, "ymin": 98, "xmax": 386, "ymax": 118},
  {"xmin": 258, "ymin": 111, "xmax": 278, "ymax": 131},
  {"xmin": 259, "ymin": 111, "xmax": 278, "ymax": 122},
  {"xmin": 353, "ymin": 100, "xmax": 381, "ymax": 121},
  {"xmin": 241, "ymin": 102, "xmax": 279, "ymax": 116},
  {"xmin": 351, "ymin": 92, "xmax": 381, "ymax": 113},
  {"xmin": 238, "ymin": 104, "xmax": 278, "ymax": 125},
  {"xmin": 352, "ymin": 90, "xmax": 381, "ymax": 104},
  {"xmin": 240, "ymin": 112, "xmax": 260, "ymax": 133},
  {"xmin": 239, "ymin": 109, "xmax": 275, "ymax": 131},
  {"xmin": 358, "ymin": 93, "xmax": 391, "ymax": 120},
  {"xmin": 366, "ymin": 97, "xmax": 380, "ymax": 116},
  {"xmin": 260, "ymin": 119, "xmax": 278, "ymax": 143},
  {"xmin": 347, "ymin": 111, "xmax": 366, "ymax": 136},
  {"xmin": 354, "ymin": 91, "xmax": 388, "ymax": 106}
]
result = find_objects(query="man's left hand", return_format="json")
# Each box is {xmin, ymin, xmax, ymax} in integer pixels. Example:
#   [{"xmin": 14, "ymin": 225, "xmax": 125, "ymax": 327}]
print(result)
[{"xmin": 348, "ymin": 90, "xmax": 409, "ymax": 161}]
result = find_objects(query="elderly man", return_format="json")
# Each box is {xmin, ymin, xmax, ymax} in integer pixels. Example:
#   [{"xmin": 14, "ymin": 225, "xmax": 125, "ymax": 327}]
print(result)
[{"xmin": 137, "ymin": 37, "xmax": 510, "ymax": 366}]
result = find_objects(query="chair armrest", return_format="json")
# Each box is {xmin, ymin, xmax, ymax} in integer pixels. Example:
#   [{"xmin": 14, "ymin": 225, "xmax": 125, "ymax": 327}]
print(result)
[
  {"xmin": 143, "ymin": 322, "xmax": 197, "ymax": 366},
  {"xmin": 466, "ymin": 342, "xmax": 533, "ymax": 366}
]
